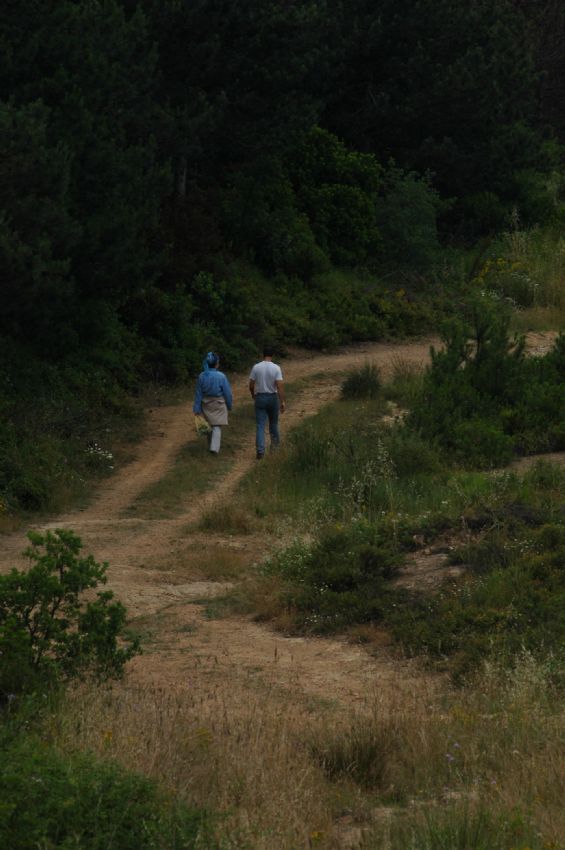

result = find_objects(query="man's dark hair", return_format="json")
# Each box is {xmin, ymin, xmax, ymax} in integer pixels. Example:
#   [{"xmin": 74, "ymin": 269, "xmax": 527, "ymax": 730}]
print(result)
[{"xmin": 263, "ymin": 346, "xmax": 274, "ymax": 357}]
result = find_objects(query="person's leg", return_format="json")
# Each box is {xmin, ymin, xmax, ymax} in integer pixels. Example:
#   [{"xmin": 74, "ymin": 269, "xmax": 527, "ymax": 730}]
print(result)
[
  {"xmin": 255, "ymin": 395, "xmax": 268, "ymax": 458},
  {"xmin": 209, "ymin": 426, "xmax": 221, "ymax": 453},
  {"xmin": 267, "ymin": 395, "xmax": 280, "ymax": 450}
]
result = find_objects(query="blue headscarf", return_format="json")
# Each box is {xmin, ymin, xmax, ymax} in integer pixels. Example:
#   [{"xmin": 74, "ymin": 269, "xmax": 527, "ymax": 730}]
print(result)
[{"xmin": 202, "ymin": 351, "xmax": 219, "ymax": 371}]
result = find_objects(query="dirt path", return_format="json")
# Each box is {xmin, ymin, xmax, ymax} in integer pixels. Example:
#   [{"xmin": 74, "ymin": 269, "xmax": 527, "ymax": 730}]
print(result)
[{"xmin": 0, "ymin": 333, "xmax": 559, "ymax": 712}]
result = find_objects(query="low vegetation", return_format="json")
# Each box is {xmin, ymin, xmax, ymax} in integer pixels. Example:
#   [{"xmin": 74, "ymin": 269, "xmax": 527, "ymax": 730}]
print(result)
[
  {"xmin": 48, "ymin": 653, "xmax": 564, "ymax": 849},
  {"xmin": 0, "ymin": 532, "xmax": 213, "ymax": 849},
  {"xmin": 0, "ymin": 729, "xmax": 209, "ymax": 850},
  {"xmin": 215, "ymin": 315, "xmax": 564, "ymax": 686},
  {"xmin": 2, "ymin": 303, "xmax": 563, "ymax": 847},
  {"xmin": 0, "ymin": 529, "xmax": 139, "ymax": 701}
]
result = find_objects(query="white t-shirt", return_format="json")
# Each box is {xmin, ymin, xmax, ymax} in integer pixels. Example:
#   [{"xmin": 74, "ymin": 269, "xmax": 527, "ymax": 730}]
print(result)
[{"xmin": 249, "ymin": 360, "xmax": 283, "ymax": 394}]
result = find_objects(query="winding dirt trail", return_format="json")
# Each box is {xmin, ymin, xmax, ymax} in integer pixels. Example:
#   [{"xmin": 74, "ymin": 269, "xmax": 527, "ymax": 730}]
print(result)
[{"xmin": 0, "ymin": 332, "xmax": 559, "ymax": 710}]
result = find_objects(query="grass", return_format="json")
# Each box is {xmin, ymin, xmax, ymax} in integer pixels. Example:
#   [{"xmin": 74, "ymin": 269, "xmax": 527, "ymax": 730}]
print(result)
[
  {"xmin": 52, "ymin": 680, "xmax": 339, "ymax": 850},
  {"xmin": 198, "ymin": 504, "xmax": 255, "ymax": 535},
  {"xmin": 173, "ymin": 543, "xmax": 255, "ymax": 581},
  {"xmin": 125, "ymin": 401, "xmax": 255, "ymax": 519},
  {"xmin": 476, "ymin": 225, "xmax": 565, "ymax": 329},
  {"xmin": 512, "ymin": 304, "xmax": 565, "ymax": 332},
  {"xmin": 383, "ymin": 356, "xmax": 425, "ymax": 407},
  {"xmin": 230, "ymin": 396, "xmax": 392, "ymax": 527},
  {"xmin": 3, "ymin": 351, "xmax": 563, "ymax": 848},
  {"xmin": 212, "ymin": 357, "xmax": 564, "ymax": 682},
  {"xmin": 43, "ymin": 651, "xmax": 564, "ymax": 849},
  {"xmin": 341, "ymin": 362, "xmax": 381, "ymax": 400}
]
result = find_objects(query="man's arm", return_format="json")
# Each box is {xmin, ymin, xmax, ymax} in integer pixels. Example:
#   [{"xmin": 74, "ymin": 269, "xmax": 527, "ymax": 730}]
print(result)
[
  {"xmin": 276, "ymin": 379, "xmax": 286, "ymax": 413},
  {"xmin": 249, "ymin": 379, "xmax": 256, "ymax": 399}
]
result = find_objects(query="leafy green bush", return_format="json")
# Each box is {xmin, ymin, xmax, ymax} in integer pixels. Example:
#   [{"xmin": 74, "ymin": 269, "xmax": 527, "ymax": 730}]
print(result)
[
  {"xmin": 375, "ymin": 165, "xmax": 444, "ymax": 270},
  {"xmin": 262, "ymin": 523, "xmax": 402, "ymax": 633},
  {"xmin": 341, "ymin": 363, "xmax": 381, "ymax": 400},
  {"xmin": 383, "ymin": 429, "xmax": 443, "ymax": 477},
  {"xmin": 0, "ymin": 530, "xmax": 139, "ymax": 700},
  {"xmin": 0, "ymin": 734, "xmax": 209, "ymax": 850},
  {"xmin": 389, "ymin": 514, "xmax": 565, "ymax": 681},
  {"xmin": 288, "ymin": 127, "xmax": 383, "ymax": 267},
  {"xmin": 408, "ymin": 301, "xmax": 565, "ymax": 467}
]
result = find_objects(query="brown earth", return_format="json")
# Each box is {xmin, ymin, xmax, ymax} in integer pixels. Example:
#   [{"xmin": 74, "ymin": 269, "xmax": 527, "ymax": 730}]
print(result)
[{"xmin": 0, "ymin": 332, "xmax": 561, "ymax": 711}]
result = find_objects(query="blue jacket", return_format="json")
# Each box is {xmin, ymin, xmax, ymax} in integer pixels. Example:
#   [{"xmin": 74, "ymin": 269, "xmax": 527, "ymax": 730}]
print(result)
[{"xmin": 193, "ymin": 370, "xmax": 233, "ymax": 414}]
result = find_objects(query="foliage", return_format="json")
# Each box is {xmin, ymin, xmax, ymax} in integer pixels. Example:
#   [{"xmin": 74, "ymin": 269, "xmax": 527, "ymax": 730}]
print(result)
[
  {"xmin": 325, "ymin": 0, "xmax": 547, "ymax": 229},
  {"xmin": 375, "ymin": 165, "xmax": 444, "ymax": 269},
  {"xmin": 0, "ymin": 0, "xmax": 168, "ymax": 358},
  {"xmin": 242, "ymin": 340, "xmax": 565, "ymax": 679},
  {"xmin": 288, "ymin": 127, "xmax": 383, "ymax": 267},
  {"xmin": 0, "ymin": 733, "xmax": 209, "ymax": 850},
  {"xmin": 1, "ymin": 0, "xmax": 563, "ymax": 519},
  {"xmin": 408, "ymin": 301, "xmax": 565, "ymax": 466},
  {"xmin": 384, "ymin": 462, "xmax": 565, "ymax": 679},
  {"xmin": 261, "ymin": 523, "xmax": 402, "ymax": 633},
  {"xmin": 0, "ymin": 343, "xmax": 141, "ymax": 513},
  {"xmin": 0, "ymin": 530, "xmax": 139, "ymax": 700},
  {"xmin": 341, "ymin": 363, "xmax": 382, "ymax": 400},
  {"xmin": 473, "ymin": 223, "xmax": 565, "ymax": 315}
]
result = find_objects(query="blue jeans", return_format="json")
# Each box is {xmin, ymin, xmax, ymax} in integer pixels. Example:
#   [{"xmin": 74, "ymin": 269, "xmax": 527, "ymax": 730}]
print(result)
[{"xmin": 254, "ymin": 393, "xmax": 279, "ymax": 456}]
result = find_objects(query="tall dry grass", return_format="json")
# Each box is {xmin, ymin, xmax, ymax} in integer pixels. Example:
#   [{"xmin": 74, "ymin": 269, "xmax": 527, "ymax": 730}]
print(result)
[
  {"xmin": 54, "ymin": 679, "xmax": 342, "ymax": 849},
  {"xmin": 50, "ymin": 653, "xmax": 562, "ymax": 848}
]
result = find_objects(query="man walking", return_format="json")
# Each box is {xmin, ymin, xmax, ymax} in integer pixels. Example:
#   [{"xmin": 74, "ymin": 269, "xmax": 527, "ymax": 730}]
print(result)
[{"xmin": 249, "ymin": 347, "xmax": 286, "ymax": 459}]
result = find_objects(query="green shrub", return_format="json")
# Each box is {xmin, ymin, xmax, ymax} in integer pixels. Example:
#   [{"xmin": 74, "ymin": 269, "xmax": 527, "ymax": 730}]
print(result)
[
  {"xmin": 0, "ymin": 530, "xmax": 139, "ymax": 700},
  {"xmin": 341, "ymin": 363, "xmax": 381, "ymax": 400},
  {"xmin": 375, "ymin": 165, "xmax": 444, "ymax": 270},
  {"xmin": 0, "ymin": 734, "xmax": 209, "ymax": 850},
  {"xmin": 389, "ymin": 514, "xmax": 565, "ymax": 678},
  {"xmin": 288, "ymin": 127, "xmax": 383, "ymax": 267},
  {"xmin": 384, "ymin": 429, "xmax": 443, "ymax": 477},
  {"xmin": 408, "ymin": 302, "xmax": 565, "ymax": 466},
  {"xmin": 262, "ymin": 523, "xmax": 402, "ymax": 633},
  {"xmin": 450, "ymin": 419, "xmax": 515, "ymax": 468}
]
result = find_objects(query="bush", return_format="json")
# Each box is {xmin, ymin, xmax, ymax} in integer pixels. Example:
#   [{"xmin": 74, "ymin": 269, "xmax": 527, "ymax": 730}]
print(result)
[
  {"xmin": 0, "ymin": 530, "xmax": 139, "ymax": 700},
  {"xmin": 0, "ymin": 734, "xmax": 209, "ymax": 850},
  {"xmin": 389, "ymin": 512, "xmax": 565, "ymax": 678},
  {"xmin": 408, "ymin": 301, "xmax": 565, "ymax": 466},
  {"xmin": 263, "ymin": 524, "xmax": 402, "ymax": 633},
  {"xmin": 375, "ymin": 165, "xmax": 444, "ymax": 270},
  {"xmin": 341, "ymin": 363, "xmax": 381, "ymax": 400}
]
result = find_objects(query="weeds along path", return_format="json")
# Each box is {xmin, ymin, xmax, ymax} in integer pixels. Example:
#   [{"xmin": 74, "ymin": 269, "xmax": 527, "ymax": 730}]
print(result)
[
  {"xmin": 0, "ymin": 338, "xmax": 437, "ymax": 582},
  {"xmin": 0, "ymin": 332, "xmax": 558, "ymax": 712}
]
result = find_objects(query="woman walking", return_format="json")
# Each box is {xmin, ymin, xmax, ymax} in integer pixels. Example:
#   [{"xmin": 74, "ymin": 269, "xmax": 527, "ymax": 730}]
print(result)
[{"xmin": 193, "ymin": 352, "xmax": 233, "ymax": 454}]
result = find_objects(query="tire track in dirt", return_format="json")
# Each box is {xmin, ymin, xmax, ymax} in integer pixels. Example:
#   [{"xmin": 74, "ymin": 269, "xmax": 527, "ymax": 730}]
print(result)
[
  {"xmin": 0, "ymin": 333, "xmax": 558, "ymax": 710},
  {"xmin": 0, "ymin": 338, "xmax": 436, "ymax": 585}
]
